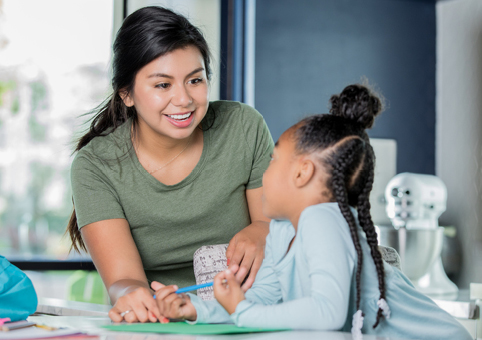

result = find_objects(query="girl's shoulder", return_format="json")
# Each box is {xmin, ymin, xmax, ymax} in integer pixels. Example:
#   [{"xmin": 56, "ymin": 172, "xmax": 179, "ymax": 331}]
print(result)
[
  {"xmin": 300, "ymin": 203, "xmax": 345, "ymax": 226},
  {"xmin": 298, "ymin": 203, "xmax": 355, "ymax": 244}
]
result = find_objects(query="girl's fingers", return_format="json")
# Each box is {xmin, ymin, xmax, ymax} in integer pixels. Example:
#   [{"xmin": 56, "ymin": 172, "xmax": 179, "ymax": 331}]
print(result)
[
  {"xmin": 224, "ymin": 269, "xmax": 238, "ymax": 287},
  {"xmin": 150, "ymin": 281, "xmax": 165, "ymax": 291},
  {"xmin": 214, "ymin": 271, "xmax": 227, "ymax": 288},
  {"xmin": 155, "ymin": 285, "xmax": 178, "ymax": 301}
]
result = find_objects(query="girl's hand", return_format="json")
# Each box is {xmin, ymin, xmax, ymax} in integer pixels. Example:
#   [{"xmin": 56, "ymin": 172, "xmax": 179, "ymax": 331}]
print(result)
[
  {"xmin": 226, "ymin": 220, "xmax": 269, "ymax": 291},
  {"xmin": 153, "ymin": 283, "xmax": 197, "ymax": 321},
  {"xmin": 108, "ymin": 282, "xmax": 162, "ymax": 323},
  {"xmin": 213, "ymin": 267, "xmax": 245, "ymax": 314}
]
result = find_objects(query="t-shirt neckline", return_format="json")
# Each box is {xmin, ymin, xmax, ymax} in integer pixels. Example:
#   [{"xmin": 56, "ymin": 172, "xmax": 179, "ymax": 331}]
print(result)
[{"xmin": 127, "ymin": 113, "xmax": 212, "ymax": 191}]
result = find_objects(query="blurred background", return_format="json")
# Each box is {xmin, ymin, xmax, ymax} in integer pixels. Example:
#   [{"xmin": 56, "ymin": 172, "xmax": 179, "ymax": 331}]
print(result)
[{"xmin": 0, "ymin": 0, "xmax": 480, "ymax": 303}]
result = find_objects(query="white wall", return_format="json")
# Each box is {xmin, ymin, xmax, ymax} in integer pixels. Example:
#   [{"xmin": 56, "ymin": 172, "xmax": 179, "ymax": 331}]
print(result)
[{"xmin": 436, "ymin": 0, "xmax": 482, "ymax": 287}]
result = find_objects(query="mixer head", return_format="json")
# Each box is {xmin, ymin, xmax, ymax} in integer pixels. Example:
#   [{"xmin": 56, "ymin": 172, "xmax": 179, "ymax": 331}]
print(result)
[{"xmin": 385, "ymin": 173, "xmax": 447, "ymax": 229}]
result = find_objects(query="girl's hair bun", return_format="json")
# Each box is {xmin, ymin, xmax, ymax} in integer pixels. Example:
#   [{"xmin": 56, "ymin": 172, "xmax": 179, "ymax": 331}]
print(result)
[{"xmin": 329, "ymin": 84, "xmax": 383, "ymax": 129}]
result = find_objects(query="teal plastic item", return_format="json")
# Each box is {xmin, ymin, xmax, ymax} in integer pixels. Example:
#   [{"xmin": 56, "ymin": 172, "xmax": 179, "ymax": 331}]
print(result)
[{"xmin": 0, "ymin": 255, "xmax": 38, "ymax": 321}]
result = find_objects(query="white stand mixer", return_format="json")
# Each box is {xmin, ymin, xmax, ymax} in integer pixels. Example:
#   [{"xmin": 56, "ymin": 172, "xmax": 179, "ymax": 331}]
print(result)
[{"xmin": 380, "ymin": 173, "xmax": 458, "ymax": 299}]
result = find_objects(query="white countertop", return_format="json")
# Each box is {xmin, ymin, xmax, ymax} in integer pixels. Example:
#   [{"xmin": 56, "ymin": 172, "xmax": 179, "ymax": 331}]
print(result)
[
  {"xmin": 32, "ymin": 299, "xmax": 412, "ymax": 340},
  {"xmin": 36, "ymin": 297, "xmax": 110, "ymax": 317},
  {"xmin": 27, "ymin": 314, "xmax": 411, "ymax": 340}
]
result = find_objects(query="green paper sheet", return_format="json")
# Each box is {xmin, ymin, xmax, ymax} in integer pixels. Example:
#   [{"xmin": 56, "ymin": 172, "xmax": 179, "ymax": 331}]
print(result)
[{"xmin": 102, "ymin": 322, "xmax": 289, "ymax": 335}]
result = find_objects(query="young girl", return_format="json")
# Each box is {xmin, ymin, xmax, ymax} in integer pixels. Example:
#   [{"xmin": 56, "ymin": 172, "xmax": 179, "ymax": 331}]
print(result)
[{"xmin": 153, "ymin": 84, "xmax": 472, "ymax": 339}]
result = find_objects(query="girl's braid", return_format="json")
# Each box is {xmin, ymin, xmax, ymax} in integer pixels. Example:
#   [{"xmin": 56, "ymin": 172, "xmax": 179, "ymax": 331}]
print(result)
[
  {"xmin": 355, "ymin": 144, "xmax": 387, "ymax": 328},
  {"xmin": 327, "ymin": 137, "xmax": 365, "ymax": 312}
]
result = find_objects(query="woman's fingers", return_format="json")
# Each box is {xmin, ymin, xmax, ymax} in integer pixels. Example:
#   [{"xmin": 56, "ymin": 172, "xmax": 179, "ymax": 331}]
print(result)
[
  {"xmin": 241, "ymin": 250, "xmax": 263, "ymax": 291},
  {"xmin": 226, "ymin": 242, "xmax": 250, "ymax": 281},
  {"xmin": 124, "ymin": 309, "xmax": 140, "ymax": 323},
  {"xmin": 108, "ymin": 306, "xmax": 126, "ymax": 323},
  {"xmin": 234, "ymin": 246, "xmax": 257, "ymax": 283},
  {"xmin": 225, "ymin": 238, "xmax": 235, "ymax": 266},
  {"xmin": 108, "ymin": 286, "xmax": 163, "ymax": 323}
]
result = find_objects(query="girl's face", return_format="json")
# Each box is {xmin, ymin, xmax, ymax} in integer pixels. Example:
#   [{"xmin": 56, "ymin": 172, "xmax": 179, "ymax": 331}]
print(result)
[
  {"xmin": 123, "ymin": 45, "xmax": 209, "ymax": 140},
  {"xmin": 262, "ymin": 130, "xmax": 297, "ymax": 220}
]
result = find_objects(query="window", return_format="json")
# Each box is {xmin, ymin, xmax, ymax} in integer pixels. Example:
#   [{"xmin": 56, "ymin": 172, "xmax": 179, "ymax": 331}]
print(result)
[{"xmin": 0, "ymin": 0, "xmax": 114, "ymax": 259}]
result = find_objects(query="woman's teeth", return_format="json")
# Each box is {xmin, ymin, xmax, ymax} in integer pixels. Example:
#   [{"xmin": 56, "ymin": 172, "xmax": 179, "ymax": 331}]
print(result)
[{"xmin": 167, "ymin": 112, "xmax": 192, "ymax": 121}]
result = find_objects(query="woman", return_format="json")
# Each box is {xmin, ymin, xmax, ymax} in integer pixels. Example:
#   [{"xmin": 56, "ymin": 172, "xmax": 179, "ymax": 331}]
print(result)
[{"xmin": 68, "ymin": 6, "xmax": 273, "ymax": 323}]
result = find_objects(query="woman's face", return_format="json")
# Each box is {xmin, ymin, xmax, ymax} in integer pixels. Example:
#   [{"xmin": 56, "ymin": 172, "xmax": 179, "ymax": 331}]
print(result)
[{"xmin": 123, "ymin": 45, "xmax": 209, "ymax": 140}]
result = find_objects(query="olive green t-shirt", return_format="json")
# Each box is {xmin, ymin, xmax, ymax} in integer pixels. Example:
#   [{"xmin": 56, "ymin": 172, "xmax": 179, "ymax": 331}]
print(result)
[{"xmin": 71, "ymin": 101, "xmax": 274, "ymax": 288}]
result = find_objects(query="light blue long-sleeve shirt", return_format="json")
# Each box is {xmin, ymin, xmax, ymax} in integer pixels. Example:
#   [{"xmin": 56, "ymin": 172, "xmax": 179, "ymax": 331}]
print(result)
[{"xmin": 189, "ymin": 203, "xmax": 471, "ymax": 339}]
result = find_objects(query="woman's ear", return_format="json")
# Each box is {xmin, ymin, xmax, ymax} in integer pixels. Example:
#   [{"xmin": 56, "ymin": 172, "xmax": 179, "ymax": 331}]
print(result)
[
  {"xmin": 294, "ymin": 158, "xmax": 315, "ymax": 188},
  {"xmin": 119, "ymin": 89, "xmax": 134, "ymax": 107}
]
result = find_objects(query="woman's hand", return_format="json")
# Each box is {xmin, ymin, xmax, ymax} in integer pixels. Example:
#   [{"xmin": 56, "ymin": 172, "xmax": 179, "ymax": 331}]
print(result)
[
  {"xmin": 153, "ymin": 282, "xmax": 197, "ymax": 321},
  {"xmin": 226, "ymin": 187, "xmax": 270, "ymax": 290},
  {"xmin": 108, "ymin": 281, "xmax": 162, "ymax": 323},
  {"xmin": 226, "ymin": 220, "xmax": 269, "ymax": 291},
  {"xmin": 81, "ymin": 219, "xmax": 162, "ymax": 323},
  {"xmin": 213, "ymin": 267, "xmax": 245, "ymax": 314}
]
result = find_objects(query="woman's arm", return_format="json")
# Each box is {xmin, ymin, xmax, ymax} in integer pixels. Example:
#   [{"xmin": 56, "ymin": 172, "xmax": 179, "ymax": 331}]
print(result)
[
  {"xmin": 81, "ymin": 218, "xmax": 162, "ymax": 323},
  {"xmin": 226, "ymin": 187, "xmax": 270, "ymax": 290}
]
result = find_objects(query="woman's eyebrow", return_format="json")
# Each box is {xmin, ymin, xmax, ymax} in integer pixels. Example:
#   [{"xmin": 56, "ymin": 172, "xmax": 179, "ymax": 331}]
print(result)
[{"xmin": 147, "ymin": 67, "xmax": 205, "ymax": 79}]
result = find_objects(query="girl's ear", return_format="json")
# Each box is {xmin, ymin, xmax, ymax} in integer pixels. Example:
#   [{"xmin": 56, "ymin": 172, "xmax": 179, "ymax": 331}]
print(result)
[
  {"xmin": 294, "ymin": 159, "xmax": 315, "ymax": 188},
  {"xmin": 119, "ymin": 89, "xmax": 134, "ymax": 107}
]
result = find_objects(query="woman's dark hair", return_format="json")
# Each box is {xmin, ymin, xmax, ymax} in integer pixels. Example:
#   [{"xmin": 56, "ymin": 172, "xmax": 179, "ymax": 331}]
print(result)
[
  {"xmin": 294, "ymin": 83, "xmax": 385, "ymax": 328},
  {"xmin": 67, "ymin": 6, "xmax": 213, "ymax": 252}
]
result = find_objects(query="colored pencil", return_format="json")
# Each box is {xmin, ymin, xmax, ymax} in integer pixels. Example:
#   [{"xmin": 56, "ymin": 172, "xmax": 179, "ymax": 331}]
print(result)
[{"xmin": 153, "ymin": 281, "xmax": 214, "ymax": 299}]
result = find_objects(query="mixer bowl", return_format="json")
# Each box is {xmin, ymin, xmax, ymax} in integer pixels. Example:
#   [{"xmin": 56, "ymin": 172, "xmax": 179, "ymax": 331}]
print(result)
[{"xmin": 376, "ymin": 226, "xmax": 444, "ymax": 281}]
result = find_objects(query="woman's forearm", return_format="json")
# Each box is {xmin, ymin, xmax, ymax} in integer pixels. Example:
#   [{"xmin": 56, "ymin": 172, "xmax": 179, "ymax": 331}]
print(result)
[{"xmin": 108, "ymin": 279, "xmax": 151, "ymax": 305}]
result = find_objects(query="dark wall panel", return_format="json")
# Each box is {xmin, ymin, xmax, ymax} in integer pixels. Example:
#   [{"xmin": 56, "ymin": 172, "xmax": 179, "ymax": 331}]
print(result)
[{"xmin": 255, "ymin": 0, "xmax": 436, "ymax": 174}]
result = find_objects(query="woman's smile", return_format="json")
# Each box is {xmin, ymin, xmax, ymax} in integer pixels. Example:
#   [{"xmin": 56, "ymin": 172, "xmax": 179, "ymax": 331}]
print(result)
[{"xmin": 164, "ymin": 111, "xmax": 195, "ymax": 128}]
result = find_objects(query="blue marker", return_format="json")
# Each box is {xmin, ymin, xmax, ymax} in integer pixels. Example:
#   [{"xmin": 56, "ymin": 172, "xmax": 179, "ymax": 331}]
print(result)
[
  {"xmin": 176, "ymin": 281, "xmax": 214, "ymax": 294},
  {"xmin": 153, "ymin": 281, "xmax": 213, "ymax": 299}
]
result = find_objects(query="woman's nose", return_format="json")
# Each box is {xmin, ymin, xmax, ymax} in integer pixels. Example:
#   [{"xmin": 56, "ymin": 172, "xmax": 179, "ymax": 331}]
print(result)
[{"xmin": 171, "ymin": 84, "xmax": 192, "ymax": 107}]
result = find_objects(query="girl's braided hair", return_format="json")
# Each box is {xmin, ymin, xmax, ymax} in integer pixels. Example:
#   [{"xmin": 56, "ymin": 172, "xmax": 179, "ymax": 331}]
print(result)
[{"xmin": 294, "ymin": 83, "xmax": 385, "ymax": 328}]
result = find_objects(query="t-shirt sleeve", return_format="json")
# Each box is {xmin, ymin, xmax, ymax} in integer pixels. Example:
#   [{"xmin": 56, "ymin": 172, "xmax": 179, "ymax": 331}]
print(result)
[
  {"xmin": 71, "ymin": 152, "xmax": 126, "ymax": 228},
  {"xmin": 240, "ymin": 103, "xmax": 274, "ymax": 190}
]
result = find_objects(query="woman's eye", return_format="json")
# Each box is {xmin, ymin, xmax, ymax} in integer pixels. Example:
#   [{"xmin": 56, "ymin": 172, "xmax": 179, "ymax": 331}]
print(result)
[
  {"xmin": 155, "ymin": 83, "xmax": 170, "ymax": 89},
  {"xmin": 269, "ymin": 153, "xmax": 274, "ymax": 161},
  {"xmin": 189, "ymin": 78, "xmax": 204, "ymax": 85}
]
